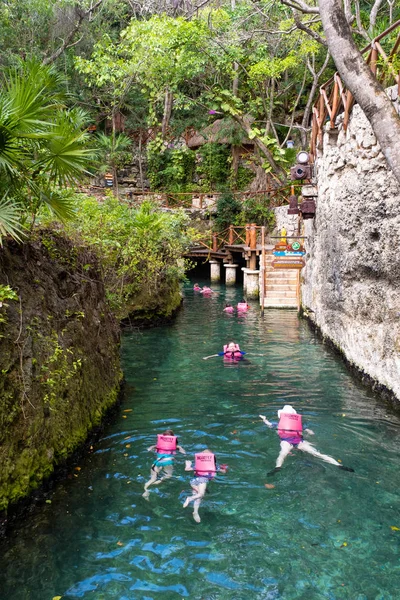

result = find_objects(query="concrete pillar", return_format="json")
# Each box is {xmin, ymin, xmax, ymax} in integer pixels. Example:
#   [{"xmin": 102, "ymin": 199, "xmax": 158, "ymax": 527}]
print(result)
[
  {"xmin": 224, "ymin": 264, "xmax": 238, "ymax": 286},
  {"xmin": 242, "ymin": 267, "xmax": 248, "ymax": 292},
  {"xmin": 242, "ymin": 268, "xmax": 260, "ymax": 299},
  {"xmin": 209, "ymin": 260, "xmax": 221, "ymax": 282}
]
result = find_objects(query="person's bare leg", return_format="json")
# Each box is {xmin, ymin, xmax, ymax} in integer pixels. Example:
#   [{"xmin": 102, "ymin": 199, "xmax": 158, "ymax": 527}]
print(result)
[
  {"xmin": 154, "ymin": 465, "xmax": 173, "ymax": 485},
  {"xmin": 192, "ymin": 497, "xmax": 202, "ymax": 523},
  {"xmin": 267, "ymin": 441, "xmax": 293, "ymax": 475},
  {"xmin": 276, "ymin": 441, "xmax": 293, "ymax": 467},
  {"xmin": 297, "ymin": 440, "xmax": 340, "ymax": 465},
  {"xmin": 143, "ymin": 465, "xmax": 162, "ymax": 497},
  {"xmin": 183, "ymin": 483, "xmax": 206, "ymax": 510}
]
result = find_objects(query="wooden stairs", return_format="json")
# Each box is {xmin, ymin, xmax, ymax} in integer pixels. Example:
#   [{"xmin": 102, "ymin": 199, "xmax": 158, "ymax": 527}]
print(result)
[{"xmin": 261, "ymin": 250, "xmax": 300, "ymax": 309}]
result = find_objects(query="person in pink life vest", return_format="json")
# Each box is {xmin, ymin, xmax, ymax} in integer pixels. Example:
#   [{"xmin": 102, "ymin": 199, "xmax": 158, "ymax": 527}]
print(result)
[
  {"xmin": 223, "ymin": 303, "xmax": 234, "ymax": 313},
  {"xmin": 260, "ymin": 405, "xmax": 354, "ymax": 476},
  {"xmin": 193, "ymin": 283, "xmax": 202, "ymax": 291},
  {"xmin": 143, "ymin": 429, "xmax": 186, "ymax": 498},
  {"xmin": 237, "ymin": 299, "xmax": 249, "ymax": 311},
  {"xmin": 183, "ymin": 449, "xmax": 228, "ymax": 523},
  {"xmin": 220, "ymin": 342, "xmax": 245, "ymax": 361},
  {"xmin": 200, "ymin": 286, "xmax": 213, "ymax": 295}
]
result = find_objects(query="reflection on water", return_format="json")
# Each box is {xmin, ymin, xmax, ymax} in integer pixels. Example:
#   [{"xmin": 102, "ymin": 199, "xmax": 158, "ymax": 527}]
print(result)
[{"xmin": 1, "ymin": 281, "xmax": 400, "ymax": 600}]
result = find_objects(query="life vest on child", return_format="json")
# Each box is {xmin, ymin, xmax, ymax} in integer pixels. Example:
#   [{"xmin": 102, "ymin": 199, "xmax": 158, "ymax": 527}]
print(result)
[
  {"xmin": 156, "ymin": 434, "xmax": 177, "ymax": 454},
  {"xmin": 193, "ymin": 285, "xmax": 201, "ymax": 291},
  {"xmin": 194, "ymin": 452, "xmax": 217, "ymax": 476},
  {"xmin": 278, "ymin": 413, "xmax": 303, "ymax": 435},
  {"xmin": 237, "ymin": 302, "xmax": 248, "ymax": 311},
  {"xmin": 224, "ymin": 306, "xmax": 234, "ymax": 313}
]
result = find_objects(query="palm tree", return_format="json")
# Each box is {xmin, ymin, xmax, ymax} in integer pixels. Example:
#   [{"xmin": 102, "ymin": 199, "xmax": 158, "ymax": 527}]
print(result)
[{"xmin": 0, "ymin": 59, "xmax": 95, "ymax": 243}]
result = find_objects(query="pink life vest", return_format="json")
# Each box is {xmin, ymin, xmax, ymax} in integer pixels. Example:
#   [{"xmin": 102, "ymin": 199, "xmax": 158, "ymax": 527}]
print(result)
[
  {"xmin": 156, "ymin": 434, "xmax": 177, "ymax": 454},
  {"xmin": 224, "ymin": 306, "xmax": 234, "ymax": 313},
  {"xmin": 223, "ymin": 344, "xmax": 242, "ymax": 359},
  {"xmin": 237, "ymin": 302, "xmax": 248, "ymax": 311},
  {"xmin": 193, "ymin": 285, "xmax": 201, "ymax": 291},
  {"xmin": 201, "ymin": 287, "xmax": 212, "ymax": 295},
  {"xmin": 278, "ymin": 413, "xmax": 303, "ymax": 436},
  {"xmin": 194, "ymin": 452, "xmax": 216, "ymax": 477}
]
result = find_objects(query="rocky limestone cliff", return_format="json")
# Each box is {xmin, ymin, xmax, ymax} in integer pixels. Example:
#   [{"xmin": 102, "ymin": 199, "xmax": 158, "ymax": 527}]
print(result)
[
  {"xmin": 302, "ymin": 93, "xmax": 400, "ymax": 401},
  {"xmin": 0, "ymin": 232, "xmax": 122, "ymax": 513}
]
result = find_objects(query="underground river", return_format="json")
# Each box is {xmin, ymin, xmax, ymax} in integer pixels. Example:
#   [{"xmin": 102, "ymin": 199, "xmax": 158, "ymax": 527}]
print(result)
[{"xmin": 1, "ymin": 281, "xmax": 400, "ymax": 600}]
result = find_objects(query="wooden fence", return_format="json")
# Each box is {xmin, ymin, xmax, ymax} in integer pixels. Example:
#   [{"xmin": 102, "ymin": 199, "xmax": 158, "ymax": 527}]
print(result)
[{"xmin": 310, "ymin": 19, "xmax": 400, "ymax": 160}]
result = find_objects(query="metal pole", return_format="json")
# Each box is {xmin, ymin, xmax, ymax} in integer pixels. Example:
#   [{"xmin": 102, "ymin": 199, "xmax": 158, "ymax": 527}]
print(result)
[{"xmin": 261, "ymin": 226, "xmax": 265, "ymax": 316}]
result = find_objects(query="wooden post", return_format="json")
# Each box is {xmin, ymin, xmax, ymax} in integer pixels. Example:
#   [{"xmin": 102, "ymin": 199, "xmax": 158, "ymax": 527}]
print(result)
[
  {"xmin": 249, "ymin": 223, "xmax": 257, "ymax": 269},
  {"xmin": 212, "ymin": 233, "xmax": 218, "ymax": 252},
  {"xmin": 249, "ymin": 223, "xmax": 257, "ymax": 250},
  {"xmin": 245, "ymin": 224, "xmax": 250, "ymax": 246},
  {"xmin": 229, "ymin": 225, "xmax": 234, "ymax": 245},
  {"xmin": 296, "ymin": 269, "xmax": 301, "ymax": 312},
  {"xmin": 261, "ymin": 226, "xmax": 265, "ymax": 316},
  {"xmin": 370, "ymin": 45, "xmax": 378, "ymax": 75},
  {"xmin": 199, "ymin": 194, "xmax": 204, "ymax": 209}
]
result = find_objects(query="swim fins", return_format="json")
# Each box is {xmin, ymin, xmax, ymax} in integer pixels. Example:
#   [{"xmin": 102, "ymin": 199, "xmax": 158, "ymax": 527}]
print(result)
[
  {"xmin": 339, "ymin": 465, "xmax": 354, "ymax": 472},
  {"xmin": 267, "ymin": 467, "xmax": 281, "ymax": 476}
]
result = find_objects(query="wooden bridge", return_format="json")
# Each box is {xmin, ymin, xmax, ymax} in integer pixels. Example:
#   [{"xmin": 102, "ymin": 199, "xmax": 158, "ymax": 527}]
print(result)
[{"xmin": 187, "ymin": 225, "xmax": 305, "ymax": 310}]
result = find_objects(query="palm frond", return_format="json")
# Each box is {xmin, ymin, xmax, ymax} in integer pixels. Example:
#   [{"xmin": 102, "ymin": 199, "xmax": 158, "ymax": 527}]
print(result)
[
  {"xmin": 39, "ymin": 189, "xmax": 76, "ymax": 221},
  {"xmin": 0, "ymin": 195, "xmax": 26, "ymax": 245}
]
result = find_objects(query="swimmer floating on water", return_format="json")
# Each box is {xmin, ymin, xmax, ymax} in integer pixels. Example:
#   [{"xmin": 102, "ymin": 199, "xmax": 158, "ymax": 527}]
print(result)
[
  {"xmin": 193, "ymin": 283, "xmax": 202, "ymax": 291},
  {"xmin": 260, "ymin": 405, "xmax": 354, "ymax": 476},
  {"xmin": 223, "ymin": 303, "xmax": 234, "ymax": 313},
  {"xmin": 143, "ymin": 429, "xmax": 186, "ymax": 498},
  {"xmin": 237, "ymin": 299, "xmax": 249, "ymax": 311},
  {"xmin": 203, "ymin": 341, "xmax": 246, "ymax": 361},
  {"xmin": 183, "ymin": 449, "xmax": 228, "ymax": 523}
]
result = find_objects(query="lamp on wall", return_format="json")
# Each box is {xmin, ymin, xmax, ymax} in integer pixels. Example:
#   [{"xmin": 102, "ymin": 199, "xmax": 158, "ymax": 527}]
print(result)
[{"xmin": 290, "ymin": 151, "xmax": 313, "ymax": 180}]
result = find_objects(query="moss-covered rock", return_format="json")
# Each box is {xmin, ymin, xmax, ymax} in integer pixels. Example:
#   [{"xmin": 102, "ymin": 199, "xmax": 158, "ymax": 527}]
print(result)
[{"xmin": 0, "ymin": 233, "xmax": 122, "ymax": 513}]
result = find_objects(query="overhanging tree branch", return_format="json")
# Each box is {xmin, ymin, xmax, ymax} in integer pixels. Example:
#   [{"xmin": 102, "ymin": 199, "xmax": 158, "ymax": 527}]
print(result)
[
  {"xmin": 318, "ymin": 0, "xmax": 400, "ymax": 184},
  {"xmin": 42, "ymin": 0, "xmax": 104, "ymax": 65}
]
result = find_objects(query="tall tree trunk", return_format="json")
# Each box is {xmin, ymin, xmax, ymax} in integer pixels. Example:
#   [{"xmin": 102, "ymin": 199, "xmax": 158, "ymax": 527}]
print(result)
[
  {"xmin": 318, "ymin": 0, "xmax": 400, "ymax": 185},
  {"xmin": 138, "ymin": 131, "xmax": 145, "ymax": 192},
  {"xmin": 161, "ymin": 88, "xmax": 173, "ymax": 139}
]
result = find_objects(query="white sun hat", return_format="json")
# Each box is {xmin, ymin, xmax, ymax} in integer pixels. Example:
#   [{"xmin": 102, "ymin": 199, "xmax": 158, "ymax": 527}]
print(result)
[{"xmin": 277, "ymin": 405, "xmax": 297, "ymax": 418}]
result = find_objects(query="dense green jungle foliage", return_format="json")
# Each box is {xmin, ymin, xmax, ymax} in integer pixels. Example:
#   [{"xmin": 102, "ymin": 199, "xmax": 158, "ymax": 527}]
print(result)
[
  {"xmin": 0, "ymin": 0, "xmax": 398, "ymax": 239},
  {"xmin": 39, "ymin": 198, "xmax": 195, "ymax": 320}
]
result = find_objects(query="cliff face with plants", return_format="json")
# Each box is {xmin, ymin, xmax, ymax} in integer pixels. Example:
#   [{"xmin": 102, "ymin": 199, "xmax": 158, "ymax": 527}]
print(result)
[
  {"xmin": 0, "ymin": 232, "xmax": 122, "ymax": 513},
  {"xmin": 302, "ymin": 91, "xmax": 400, "ymax": 401}
]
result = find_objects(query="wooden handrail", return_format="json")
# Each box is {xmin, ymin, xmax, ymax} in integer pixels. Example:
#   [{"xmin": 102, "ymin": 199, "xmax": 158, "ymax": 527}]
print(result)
[{"xmin": 310, "ymin": 20, "xmax": 400, "ymax": 159}]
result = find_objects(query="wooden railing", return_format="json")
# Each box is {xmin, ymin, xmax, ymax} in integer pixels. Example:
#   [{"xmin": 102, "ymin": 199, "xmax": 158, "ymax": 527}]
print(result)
[
  {"xmin": 310, "ymin": 19, "xmax": 400, "ymax": 160},
  {"xmin": 189, "ymin": 226, "xmax": 306, "ymax": 254},
  {"xmin": 112, "ymin": 183, "xmax": 304, "ymax": 210}
]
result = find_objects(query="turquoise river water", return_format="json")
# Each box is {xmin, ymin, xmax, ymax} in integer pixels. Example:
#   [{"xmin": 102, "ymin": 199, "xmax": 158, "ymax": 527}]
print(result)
[{"xmin": 1, "ymin": 281, "xmax": 400, "ymax": 600}]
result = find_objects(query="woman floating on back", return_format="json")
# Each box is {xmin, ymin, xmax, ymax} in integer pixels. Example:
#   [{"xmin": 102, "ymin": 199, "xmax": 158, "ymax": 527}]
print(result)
[{"xmin": 203, "ymin": 341, "xmax": 246, "ymax": 361}]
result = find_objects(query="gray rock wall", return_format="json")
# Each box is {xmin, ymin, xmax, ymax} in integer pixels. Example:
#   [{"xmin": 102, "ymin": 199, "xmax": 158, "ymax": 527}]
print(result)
[{"xmin": 302, "ymin": 96, "xmax": 400, "ymax": 401}]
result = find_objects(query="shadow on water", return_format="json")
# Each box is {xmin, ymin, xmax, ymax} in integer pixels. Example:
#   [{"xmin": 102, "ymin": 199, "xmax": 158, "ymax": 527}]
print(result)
[{"xmin": 1, "ymin": 280, "xmax": 400, "ymax": 599}]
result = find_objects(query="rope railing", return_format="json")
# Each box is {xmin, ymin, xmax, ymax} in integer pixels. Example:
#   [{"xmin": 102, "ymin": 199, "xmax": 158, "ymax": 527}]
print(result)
[{"xmin": 310, "ymin": 19, "xmax": 400, "ymax": 160}]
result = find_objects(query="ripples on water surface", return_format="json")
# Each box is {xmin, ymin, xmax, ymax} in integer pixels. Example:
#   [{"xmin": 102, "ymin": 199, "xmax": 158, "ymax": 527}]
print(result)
[{"xmin": 1, "ymin": 281, "xmax": 400, "ymax": 600}]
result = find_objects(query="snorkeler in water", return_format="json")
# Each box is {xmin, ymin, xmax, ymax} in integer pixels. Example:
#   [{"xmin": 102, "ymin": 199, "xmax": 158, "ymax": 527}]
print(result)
[
  {"xmin": 260, "ymin": 405, "xmax": 354, "ymax": 475},
  {"xmin": 183, "ymin": 449, "xmax": 227, "ymax": 523},
  {"xmin": 143, "ymin": 429, "xmax": 186, "ymax": 498}
]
